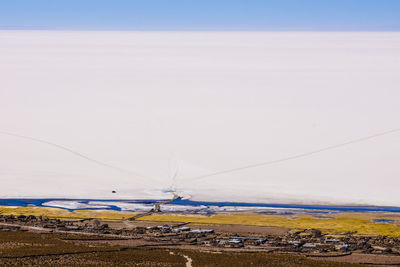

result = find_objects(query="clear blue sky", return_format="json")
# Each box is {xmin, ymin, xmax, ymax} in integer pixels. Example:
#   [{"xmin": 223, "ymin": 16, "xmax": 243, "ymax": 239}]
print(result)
[{"xmin": 1, "ymin": 0, "xmax": 400, "ymax": 31}]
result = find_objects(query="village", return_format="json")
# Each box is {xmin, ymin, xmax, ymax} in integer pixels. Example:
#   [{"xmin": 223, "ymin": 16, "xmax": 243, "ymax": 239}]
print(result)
[{"xmin": 1, "ymin": 214, "xmax": 400, "ymax": 257}]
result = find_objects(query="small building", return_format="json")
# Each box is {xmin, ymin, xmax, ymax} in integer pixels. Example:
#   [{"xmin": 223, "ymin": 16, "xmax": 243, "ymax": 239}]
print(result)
[
  {"xmin": 227, "ymin": 239, "xmax": 244, "ymax": 248},
  {"xmin": 190, "ymin": 229, "xmax": 214, "ymax": 234},
  {"xmin": 289, "ymin": 240, "xmax": 302, "ymax": 247},
  {"xmin": 336, "ymin": 244, "xmax": 349, "ymax": 251},
  {"xmin": 157, "ymin": 225, "xmax": 170, "ymax": 230},
  {"xmin": 325, "ymin": 238, "xmax": 340, "ymax": 243},
  {"xmin": 303, "ymin": 243, "xmax": 317, "ymax": 248},
  {"xmin": 174, "ymin": 226, "xmax": 190, "ymax": 232}
]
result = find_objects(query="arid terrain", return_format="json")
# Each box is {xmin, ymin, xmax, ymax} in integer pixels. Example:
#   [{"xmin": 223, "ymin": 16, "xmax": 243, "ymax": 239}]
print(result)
[{"xmin": 1, "ymin": 209, "xmax": 400, "ymax": 266}]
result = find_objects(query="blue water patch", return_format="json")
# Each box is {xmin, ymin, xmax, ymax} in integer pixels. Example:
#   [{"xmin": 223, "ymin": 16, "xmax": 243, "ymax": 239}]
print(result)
[
  {"xmin": 169, "ymin": 198, "xmax": 400, "ymax": 213},
  {"xmin": 1, "ymin": 197, "xmax": 400, "ymax": 213},
  {"xmin": 0, "ymin": 198, "xmax": 164, "ymax": 212},
  {"xmin": 372, "ymin": 219, "xmax": 396, "ymax": 223}
]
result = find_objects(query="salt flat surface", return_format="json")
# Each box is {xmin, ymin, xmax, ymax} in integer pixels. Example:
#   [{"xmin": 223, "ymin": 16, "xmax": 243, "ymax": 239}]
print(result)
[
  {"xmin": 1, "ymin": 31, "xmax": 399, "ymax": 206},
  {"xmin": 39, "ymin": 200, "xmax": 308, "ymax": 213},
  {"xmin": 42, "ymin": 201, "xmax": 110, "ymax": 210}
]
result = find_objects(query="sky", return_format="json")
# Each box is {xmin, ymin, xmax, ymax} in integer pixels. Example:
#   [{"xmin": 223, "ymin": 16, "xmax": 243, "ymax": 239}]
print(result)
[{"xmin": 1, "ymin": 0, "xmax": 400, "ymax": 31}]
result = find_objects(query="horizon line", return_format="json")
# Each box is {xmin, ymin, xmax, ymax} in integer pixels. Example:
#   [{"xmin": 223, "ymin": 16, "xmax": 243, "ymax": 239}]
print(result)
[{"xmin": 1, "ymin": 28, "xmax": 400, "ymax": 33}]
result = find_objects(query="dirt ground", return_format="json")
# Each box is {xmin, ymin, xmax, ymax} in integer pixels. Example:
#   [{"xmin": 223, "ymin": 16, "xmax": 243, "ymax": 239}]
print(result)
[
  {"xmin": 2, "ymin": 213, "xmax": 400, "ymax": 266},
  {"xmin": 0, "ymin": 230, "xmax": 361, "ymax": 267},
  {"xmin": 309, "ymin": 253, "xmax": 400, "ymax": 266}
]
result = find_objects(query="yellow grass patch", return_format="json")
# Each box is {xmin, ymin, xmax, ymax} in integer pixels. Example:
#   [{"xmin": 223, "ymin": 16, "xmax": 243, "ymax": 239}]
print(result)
[
  {"xmin": 138, "ymin": 213, "xmax": 400, "ymax": 236},
  {"xmin": 0, "ymin": 206, "xmax": 136, "ymax": 220}
]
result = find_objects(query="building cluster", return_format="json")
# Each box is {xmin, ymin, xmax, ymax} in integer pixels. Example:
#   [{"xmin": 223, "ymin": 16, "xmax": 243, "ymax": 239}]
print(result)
[{"xmin": 1, "ymin": 214, "xmax": 400, "ymax": 255}]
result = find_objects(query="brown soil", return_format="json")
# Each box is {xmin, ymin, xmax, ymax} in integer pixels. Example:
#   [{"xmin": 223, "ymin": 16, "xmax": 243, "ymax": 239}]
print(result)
[{"xmin": 310, "ymin": 253, "xmax": 400, "ymax": 266}]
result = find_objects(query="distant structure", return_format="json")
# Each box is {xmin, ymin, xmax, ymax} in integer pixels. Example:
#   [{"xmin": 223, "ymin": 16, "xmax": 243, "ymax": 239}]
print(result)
[{"xmin": 152, "ymin": 203, "xmax": 161, "ymax": 213}]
